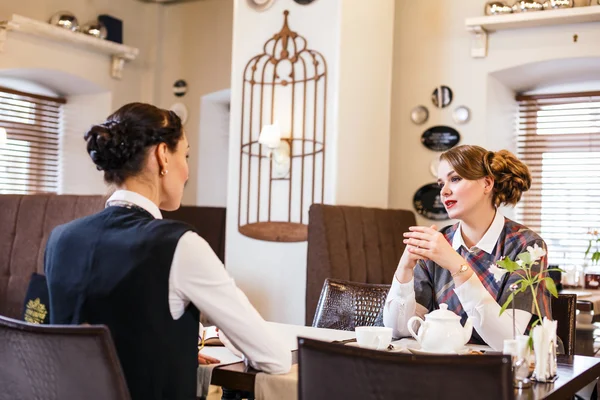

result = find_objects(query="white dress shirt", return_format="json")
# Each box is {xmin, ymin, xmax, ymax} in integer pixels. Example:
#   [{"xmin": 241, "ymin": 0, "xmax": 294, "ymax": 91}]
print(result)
[
  {"xmin": 106, "ymin": 190, "xmax": 291, "ymax": 374},
  {"xmin": 383, "ymin": 210, "xmax": 532, "ymax": 351}
]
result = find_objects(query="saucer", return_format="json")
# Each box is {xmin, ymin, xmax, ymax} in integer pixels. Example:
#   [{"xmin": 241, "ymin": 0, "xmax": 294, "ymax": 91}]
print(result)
[{"xmin": 408, "ymin": 346, "xmax": 470, "ymax": 355}]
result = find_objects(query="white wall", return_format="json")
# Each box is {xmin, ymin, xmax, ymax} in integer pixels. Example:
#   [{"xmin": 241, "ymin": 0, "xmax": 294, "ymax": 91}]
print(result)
[
  {"xmin": 388, "ymin": 0, "xmax": 600, "ymax": 225},
  {"xmin": 0, "ymin": 0, "xmax": 162, "ymax": 194},
  {"xmin": 155, "ymin": 0, "xmax": 233, "ymax": 206},
  {"xmin": 226, "ymin": 0, "xmax": 342, "ymax": 324},
  {"xmin": 226, "ymin": 0, "xmax": 395, "ymax": 324},
  {"xmin": 334, "ymin": 0, "xmax": 395, "ymax": 208},
  {"xmin": 60, "ymin": 92, "xmax": 112, "ymax": 194},
  {"xmin": 0, "ymin": 0, "xmax": 161, "ymax": 107},
  {"xmin": 197, "ymin": 89, "xmax": 230, "ymax": 207}
]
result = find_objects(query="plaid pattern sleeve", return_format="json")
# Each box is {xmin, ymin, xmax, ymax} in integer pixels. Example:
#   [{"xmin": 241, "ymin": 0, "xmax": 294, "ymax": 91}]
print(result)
[{"xmin": 413, "ymin": 219, "xmax": 552, "ymax": 341}]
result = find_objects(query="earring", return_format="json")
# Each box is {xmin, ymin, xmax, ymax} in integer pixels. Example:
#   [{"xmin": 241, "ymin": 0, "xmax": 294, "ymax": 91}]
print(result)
[{"xmin": 160, "ymin": 169, "xmax": 168, "ymax": 176}]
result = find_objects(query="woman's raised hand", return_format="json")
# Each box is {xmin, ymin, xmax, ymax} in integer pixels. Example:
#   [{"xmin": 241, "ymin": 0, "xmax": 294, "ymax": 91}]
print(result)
[
  {"xmin": 403, "ymin": 225, "xmax": 464, "ymax": 272},
  {"xmin": 393, "ymin": 225, "xmax": 436, "ymax": 283}
]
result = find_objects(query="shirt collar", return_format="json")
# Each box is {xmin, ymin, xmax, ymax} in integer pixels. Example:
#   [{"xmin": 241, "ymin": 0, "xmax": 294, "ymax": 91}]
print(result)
[
  {"xmin": 451, "ymin": 209, "xmax": 504, "ymax": 254},
  {"xmin": 106, "ymin": 190, "xmax": 163, "ymax": 220}
]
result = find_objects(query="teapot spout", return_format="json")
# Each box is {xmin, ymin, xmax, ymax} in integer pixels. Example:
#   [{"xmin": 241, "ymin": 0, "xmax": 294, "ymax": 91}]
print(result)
[{"xmin": 463, "ymin": 318, "xmax": 473, "ymax": 344}]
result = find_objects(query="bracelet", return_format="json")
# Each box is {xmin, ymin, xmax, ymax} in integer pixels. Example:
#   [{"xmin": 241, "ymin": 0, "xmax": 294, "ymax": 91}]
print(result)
[{"xmin": 451, "ymin": 264, "xmax": 469, "ymax": 278}]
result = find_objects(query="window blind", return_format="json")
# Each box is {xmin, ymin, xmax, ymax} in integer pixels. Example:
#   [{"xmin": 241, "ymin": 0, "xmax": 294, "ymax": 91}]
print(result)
[
  {"xmin": 515, "ymin": 91, "xmax": 600, "ymax": 267},
  {"xmin": 0, "ymin": 87, "xmax": 65, "ymax": 195}
]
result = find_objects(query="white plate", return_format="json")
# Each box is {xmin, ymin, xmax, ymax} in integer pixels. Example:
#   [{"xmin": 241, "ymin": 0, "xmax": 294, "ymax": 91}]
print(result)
[
  {"xmin": 410, "ymin": 105, "xmax": 429, "ymax": 125},
  {"xmin": 169, "ymin": 102, "xmax": 188, "ymax": 125},
  {"xmin": 408, "ymin": 346, "xmax": 471, "ymax": 355},
  {"xmin": 452, "ymin": 105, "xmax": 470, "ymax": 124}
]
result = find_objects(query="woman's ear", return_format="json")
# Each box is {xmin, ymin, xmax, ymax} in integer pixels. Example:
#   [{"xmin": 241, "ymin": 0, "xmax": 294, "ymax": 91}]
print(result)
[
  {"xmin": 155, "ymin": 143, "xmax": 169, "ymax": 174},
  {"xmin": 483, "ymin": 176, "xmax": 494, "ymax": 194}
]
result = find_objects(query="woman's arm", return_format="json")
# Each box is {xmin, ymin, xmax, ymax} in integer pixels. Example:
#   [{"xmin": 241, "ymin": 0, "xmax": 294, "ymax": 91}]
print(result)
[
  {"xmin": 169, "ymin": 231, "xmax": 292, "ymax": 374},
  {"xmin": 453, "ymin": 273, "xmax": 532, "ymax": 350},
  {"xmin": 383, "ymin": 239, "xmax": 434, "ymax": 338},
  {"xmin": 383, "ymin": 275, "xmax": 429, "ymax": 337}
]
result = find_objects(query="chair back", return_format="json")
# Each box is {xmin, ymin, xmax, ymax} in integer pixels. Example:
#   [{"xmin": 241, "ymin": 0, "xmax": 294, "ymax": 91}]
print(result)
[
  {"xmin": 551, "ymin": 293, "xmax": 576, "ymax": 356},
  {"xmin": 0, "ymin": 194, "xmax": 105, "ymax": 318},
  {"xmin": 298, "ymin": 337, "xmax": 514, "ymax": 400},
  {"xmin": 0, "ymin": 315, "xmax": 130, "ymax": 400},
  {"xmin": 312, "ymin": 278, "xmax": 391, "ymax": 330},
  {"xmin": 306, "ymin": 204, "xmax": 416, "ymax": 324},
  {"xmin": 163, "ymin": 206, "xmax": 227, "ymax": 263}
]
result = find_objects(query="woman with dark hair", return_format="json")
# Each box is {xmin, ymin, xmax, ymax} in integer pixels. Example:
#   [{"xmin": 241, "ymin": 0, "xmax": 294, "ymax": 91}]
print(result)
[
  {"xmin": 44, "ymin": 103, "xmax": 291, "ymax": 399},
  {"xmin": 383, "ymin": 145, "xmax": 551, "ymax": 351}
]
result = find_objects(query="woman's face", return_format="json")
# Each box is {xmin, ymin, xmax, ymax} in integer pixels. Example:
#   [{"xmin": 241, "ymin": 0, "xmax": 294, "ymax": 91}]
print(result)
[
  {"xmin": 437, "ymin": 159, "xmax": 492, "ymax": 220},
  {"xmin": 160, "ymin": 133, "xmax": 189, "ymax": 211}
]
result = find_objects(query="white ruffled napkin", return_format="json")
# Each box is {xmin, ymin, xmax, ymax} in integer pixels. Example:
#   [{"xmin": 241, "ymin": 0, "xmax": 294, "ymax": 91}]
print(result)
[{"xmin": 532, "ymin": 317, "xmax": 557, "ymax": 381}]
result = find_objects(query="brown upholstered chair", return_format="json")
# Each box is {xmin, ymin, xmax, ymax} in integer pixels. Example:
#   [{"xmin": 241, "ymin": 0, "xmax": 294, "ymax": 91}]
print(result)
[
  {"xmin": 306, "ymin": 204, "xmax": 416, "ymax": 325},
  {"xmin": 298, "ymin": 337, "xmax": 514, "ymax": 400},
  {"xmin": 163, "ymin": 206, "xmax": 227, "ymax": 263},
  {"xmin": 0, "ymin": 194, "xmax": 105, "ymax": 319},
  {"xmin": 0, "ymin": 315, "xmax": 130, "ymax": 400},
  {"xmin": 552, "ymin": 293, "xmax": 576, "ymax": 356},
  {"xmin": 0, "ymin": 194, "xmax": 228, "ymax": 320},
  {"xmin": 312, "ymin": 278, "xmax": 391, "ymax": 330}
]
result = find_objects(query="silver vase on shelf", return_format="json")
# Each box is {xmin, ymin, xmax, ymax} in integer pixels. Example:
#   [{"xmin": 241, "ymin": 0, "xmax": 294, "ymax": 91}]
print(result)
[
  {"xmin": 485, "ymin": 1, "xmax": 514, "ymax": 15},
  {"xmin": 512, "ymin": 0, "xmax": 544, "ymax": 12},
  {"xmin": 542, "ymin": 0, "xmax": 574, "ymax": 8},
  {"xmin": 49, "ymin": 11, "xmax": 79, "ymax": 32},
  {"xmin": 81, "ymin": 20, "xmax": 108, "ymax": 39}
]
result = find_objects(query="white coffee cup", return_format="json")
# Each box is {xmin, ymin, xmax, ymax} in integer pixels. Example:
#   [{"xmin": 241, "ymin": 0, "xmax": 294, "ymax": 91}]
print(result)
[{"xmin": 355, "ymin": 326, "xmax": 393, "ymax": 350}]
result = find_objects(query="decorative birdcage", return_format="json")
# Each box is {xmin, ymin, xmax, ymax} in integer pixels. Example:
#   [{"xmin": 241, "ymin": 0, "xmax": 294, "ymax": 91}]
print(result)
[{"xmin": 238, "ymin": 10, "xmax": 327, "ymax": 242}]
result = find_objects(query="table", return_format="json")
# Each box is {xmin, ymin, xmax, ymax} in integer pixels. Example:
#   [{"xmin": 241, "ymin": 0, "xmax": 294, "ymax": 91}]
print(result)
[{"xmin": 205, "ymin": 324, "xmax": 600, "ymax": 400}]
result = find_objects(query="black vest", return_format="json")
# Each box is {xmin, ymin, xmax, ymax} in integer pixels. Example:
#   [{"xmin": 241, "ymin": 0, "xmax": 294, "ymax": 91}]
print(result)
[{"xmin": 45, "ymin": 206, "xmax": 200, "ymax": 400}]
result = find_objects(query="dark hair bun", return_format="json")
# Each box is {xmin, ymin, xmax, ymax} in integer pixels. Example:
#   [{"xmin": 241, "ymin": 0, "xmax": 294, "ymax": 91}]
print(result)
[
  {"xmin": 85, "ymin": 121, "xmax": 144, "ymax": 172},
  {"xmin": 486, "ymin": 150, "xmax": 531, "ymax": 206},
  {"xmin": 83, "ymin": 103, "xmax": 183, "ymax": 185}
]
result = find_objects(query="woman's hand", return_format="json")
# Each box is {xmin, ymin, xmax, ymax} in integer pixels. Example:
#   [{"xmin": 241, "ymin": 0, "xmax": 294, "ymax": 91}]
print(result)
[
  {"xmin": 403, "ymin": 225, "xmax": 465, "ymax": 273},
  {"xmin": 198, "ymin": 353, "xmax": 220, "ymax": 365},
  {"xmin": 394, "ymin": 225, "xmax": 436, "ymax": 283}
]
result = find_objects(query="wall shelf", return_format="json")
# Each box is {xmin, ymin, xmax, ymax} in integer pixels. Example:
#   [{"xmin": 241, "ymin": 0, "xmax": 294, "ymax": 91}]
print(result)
[
  {"xmin": 0, "ymin": 14, "xmax": 139, "ymax": 79},
  {"xmin": 465, "ymin": 6, "xmax": 600, "ymax": 58}
]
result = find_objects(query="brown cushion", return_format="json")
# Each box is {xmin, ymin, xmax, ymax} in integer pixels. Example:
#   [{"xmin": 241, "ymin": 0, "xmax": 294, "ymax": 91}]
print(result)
[{"xmin": 0, "ymin": 194, "xmax": 105, "ymax": 318}]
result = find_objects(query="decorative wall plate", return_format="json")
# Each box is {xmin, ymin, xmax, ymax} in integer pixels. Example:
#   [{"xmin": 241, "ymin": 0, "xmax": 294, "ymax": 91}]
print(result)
[
  {"xmin": 421, "ymin": 126, "xmax": 460, "ymax": 151},
  {"xmin": 293, "ymin": 0, "xmax": 316, "ymax": 3},
  {"xmin": 431, "ymin": 85, "xmax": 453, "ymax": 108},
  {"xmin": 430, "ymin": 157, "xmax": 440, "ymax": 178},
  {"xmin": 173, "ymin": 79, "xmax": 187, "ymax": 97},
  {"xmin": 247, "ymin": 0, "xmax": 276, "ymax": 11},
  {"xmin": 169, "ymin": 102, "xmax": 188, "ymax": 124},
  {"xmin": 413, "ymin": 183, "xmax": 449, "ymax": 221},
  {"xmin": 452, "ymin": 106, "xmax": 471, "ymax": 124},
  {"xmin": 410, "ymin": 105, "xmax": 429, "ymax": 125}
]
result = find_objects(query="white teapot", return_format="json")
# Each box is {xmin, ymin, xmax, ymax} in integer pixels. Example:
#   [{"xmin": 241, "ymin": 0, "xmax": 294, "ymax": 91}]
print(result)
[{"xmin": 407, "ymin": 303, "xmax": 473, "ymax": 353}]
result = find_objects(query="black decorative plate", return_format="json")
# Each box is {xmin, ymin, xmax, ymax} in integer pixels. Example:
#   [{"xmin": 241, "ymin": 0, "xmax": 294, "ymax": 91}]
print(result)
[
  {"xmin": 421, "ymin": 126, "xmax": 460, "ymax": 151},
  {"xmin": 413, "ymin": 183, "xmax": 448, "ymax": 221},
  {"xmin": 431, "ymin": 85, "xmax": 453, "ymax": 108},
  {"xmin": 293, "ymin": 0, "xmax": 316, "ymax": 4}
]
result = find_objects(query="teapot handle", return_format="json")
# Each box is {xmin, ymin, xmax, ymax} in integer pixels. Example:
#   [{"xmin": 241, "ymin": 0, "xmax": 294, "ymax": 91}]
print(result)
[{"xmin": 407, "ymin": 316, "xmax": 425, "ymax": 343}]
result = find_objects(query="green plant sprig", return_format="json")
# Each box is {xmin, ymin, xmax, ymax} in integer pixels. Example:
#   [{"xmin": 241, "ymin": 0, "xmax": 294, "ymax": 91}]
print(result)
[{"xmin": 496, "ymin": 245, "xmax": 562, "ymax": 330}]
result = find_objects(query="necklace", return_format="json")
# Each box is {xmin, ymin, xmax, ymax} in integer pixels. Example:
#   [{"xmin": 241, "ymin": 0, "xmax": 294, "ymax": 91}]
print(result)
[{"xmin": 106, "ymin": 200, "xmax": 154, "ymax": 219}]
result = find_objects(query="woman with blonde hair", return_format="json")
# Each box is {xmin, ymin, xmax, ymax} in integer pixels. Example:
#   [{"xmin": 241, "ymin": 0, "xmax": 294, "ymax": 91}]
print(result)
[{"xmin": 383, "ymin": 144, "xmax": 551, "ymax": 351}]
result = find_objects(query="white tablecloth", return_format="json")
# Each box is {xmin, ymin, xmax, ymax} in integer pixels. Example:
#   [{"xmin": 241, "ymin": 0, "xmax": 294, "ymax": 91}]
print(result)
[{"xmin": 198, "ymin": 322, "xmax": 494, "ymax": 400}]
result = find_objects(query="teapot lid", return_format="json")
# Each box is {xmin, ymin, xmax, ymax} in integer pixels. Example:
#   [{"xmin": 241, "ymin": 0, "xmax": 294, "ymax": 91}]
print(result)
[{"xmin": 426, "ymin": 303, "xmax": 461, "ymax": 321}]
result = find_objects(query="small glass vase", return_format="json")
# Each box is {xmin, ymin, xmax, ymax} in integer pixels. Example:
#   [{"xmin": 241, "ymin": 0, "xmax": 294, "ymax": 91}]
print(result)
[{"xmin": 503, "ymin": 338, "xmax": 532, "ymax": 389}]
